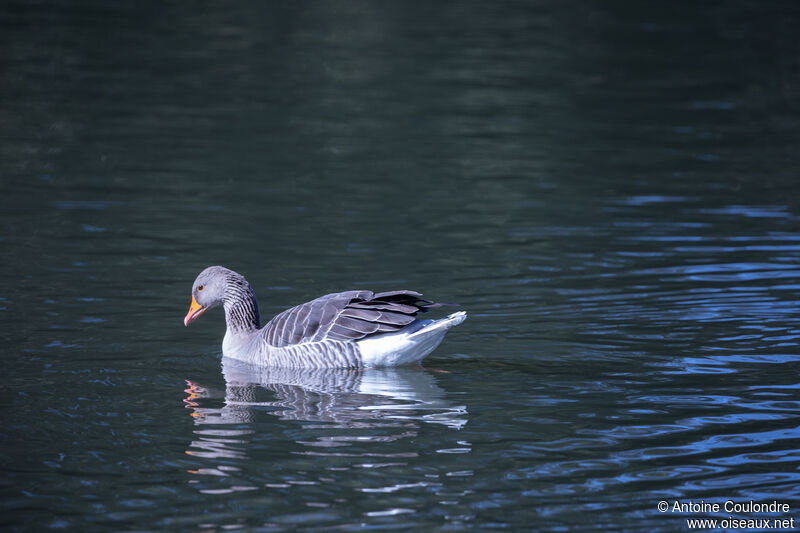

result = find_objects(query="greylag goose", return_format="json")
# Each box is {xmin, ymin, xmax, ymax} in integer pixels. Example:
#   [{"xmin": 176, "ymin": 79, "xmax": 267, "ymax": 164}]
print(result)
[{"xmin": 183, "ymin": 266, "xmax": 467, "ymax": 368}]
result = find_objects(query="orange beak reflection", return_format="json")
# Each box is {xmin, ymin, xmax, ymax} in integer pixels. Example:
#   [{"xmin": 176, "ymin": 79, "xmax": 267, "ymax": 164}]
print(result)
[{"xmin": 183, "ymin": 296, "xmax": 206, "ymax": 326}]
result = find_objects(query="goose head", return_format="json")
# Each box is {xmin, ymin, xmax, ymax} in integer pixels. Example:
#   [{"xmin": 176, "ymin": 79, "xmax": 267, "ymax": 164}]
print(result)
[{"xmin": 183, "ymin": 266, "xmax": 229, "ymax": 326}]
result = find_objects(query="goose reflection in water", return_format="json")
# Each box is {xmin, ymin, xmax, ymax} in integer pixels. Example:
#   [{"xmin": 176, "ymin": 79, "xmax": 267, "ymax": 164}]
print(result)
[{"xmin": 184, "ymin": 357, "xmax": 469, "ymax": 471}]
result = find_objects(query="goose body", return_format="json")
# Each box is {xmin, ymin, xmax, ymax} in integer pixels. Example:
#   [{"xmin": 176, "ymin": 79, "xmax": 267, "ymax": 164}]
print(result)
[{"xmin": 184, "ymin": 266, "xmax": 466, "ymax": 368}]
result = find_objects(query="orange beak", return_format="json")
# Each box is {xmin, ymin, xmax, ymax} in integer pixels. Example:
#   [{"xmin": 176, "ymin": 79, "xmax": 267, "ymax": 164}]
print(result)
[{"xmin": 184, "ymin": 296, "xmax": 206, "ymax": 326}]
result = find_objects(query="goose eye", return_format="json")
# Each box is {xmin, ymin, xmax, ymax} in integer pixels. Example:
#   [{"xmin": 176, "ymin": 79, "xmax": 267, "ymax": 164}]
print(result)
[{"xmin": 197, "ymin": 285, "xmax": 204, "ymax": 292}]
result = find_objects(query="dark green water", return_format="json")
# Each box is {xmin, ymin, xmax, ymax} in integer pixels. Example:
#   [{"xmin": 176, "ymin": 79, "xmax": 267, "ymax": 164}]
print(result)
[{"xmin": 2, "ymin": 1, "xmax": 800, "ymax": 531}]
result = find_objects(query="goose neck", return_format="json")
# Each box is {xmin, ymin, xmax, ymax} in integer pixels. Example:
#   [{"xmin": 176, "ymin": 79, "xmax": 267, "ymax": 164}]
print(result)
[{"xmin": 222, "ymin": 280, "xmax": 261, "ymax": 333}]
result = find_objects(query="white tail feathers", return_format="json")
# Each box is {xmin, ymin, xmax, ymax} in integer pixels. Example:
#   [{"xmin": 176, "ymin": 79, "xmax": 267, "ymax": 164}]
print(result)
[{"xmin": 357, "ymin": 311, "xmax": 467, "ymax": 368}]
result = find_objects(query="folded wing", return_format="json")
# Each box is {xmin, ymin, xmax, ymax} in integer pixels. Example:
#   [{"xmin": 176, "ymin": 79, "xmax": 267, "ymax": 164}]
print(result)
[{"xmin": 262, "ymin": 290, "xmax": 445, "ymax": 346}]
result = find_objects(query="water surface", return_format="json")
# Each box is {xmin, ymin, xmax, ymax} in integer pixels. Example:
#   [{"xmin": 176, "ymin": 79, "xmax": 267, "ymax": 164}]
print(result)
[{"xmin": 2, "ymin": 1, "xmax": 800, "ymax": 531}]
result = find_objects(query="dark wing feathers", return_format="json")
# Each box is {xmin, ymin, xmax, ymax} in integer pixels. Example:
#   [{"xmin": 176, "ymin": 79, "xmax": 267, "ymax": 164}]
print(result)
[
  {"xmin": 335, "ymin": 316, "xmax": 381, "ymax": 335},
  {"xmin": 262, "ymin": 289, "xmax": 445, "ymax": 346},
  {"xmin": 338, "ymin": 307, "xmax": 382, "ymax": 321},
  {"xmin": 338, "ymin": 307, "xmax": 416, "ymax": 325},
  {"xmin": 372, "ymin": 290, "xmax": 423, "ymax": 299},
  {"xmin": 347, "ymin": 301, "xmax": 421, "ymax": 314},
  {"xmin": 328, "ymin": 323, "xmax": 367, "ymax": 340}
]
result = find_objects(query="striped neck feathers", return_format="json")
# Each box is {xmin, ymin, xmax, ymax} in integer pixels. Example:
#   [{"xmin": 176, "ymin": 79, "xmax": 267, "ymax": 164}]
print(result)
[{"xmin": 222, "ymin": 274, "xmax": 261, "ymax": 333}]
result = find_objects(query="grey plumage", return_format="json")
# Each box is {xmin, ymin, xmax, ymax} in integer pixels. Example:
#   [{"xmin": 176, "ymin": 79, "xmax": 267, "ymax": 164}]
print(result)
[
  {"xmin": 262, "ymin": 289, "xmax": 444, "ymax": 346},
  {"xmin": 185, "ymin": 266, "xmax": 466, "ymax": 368}
]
